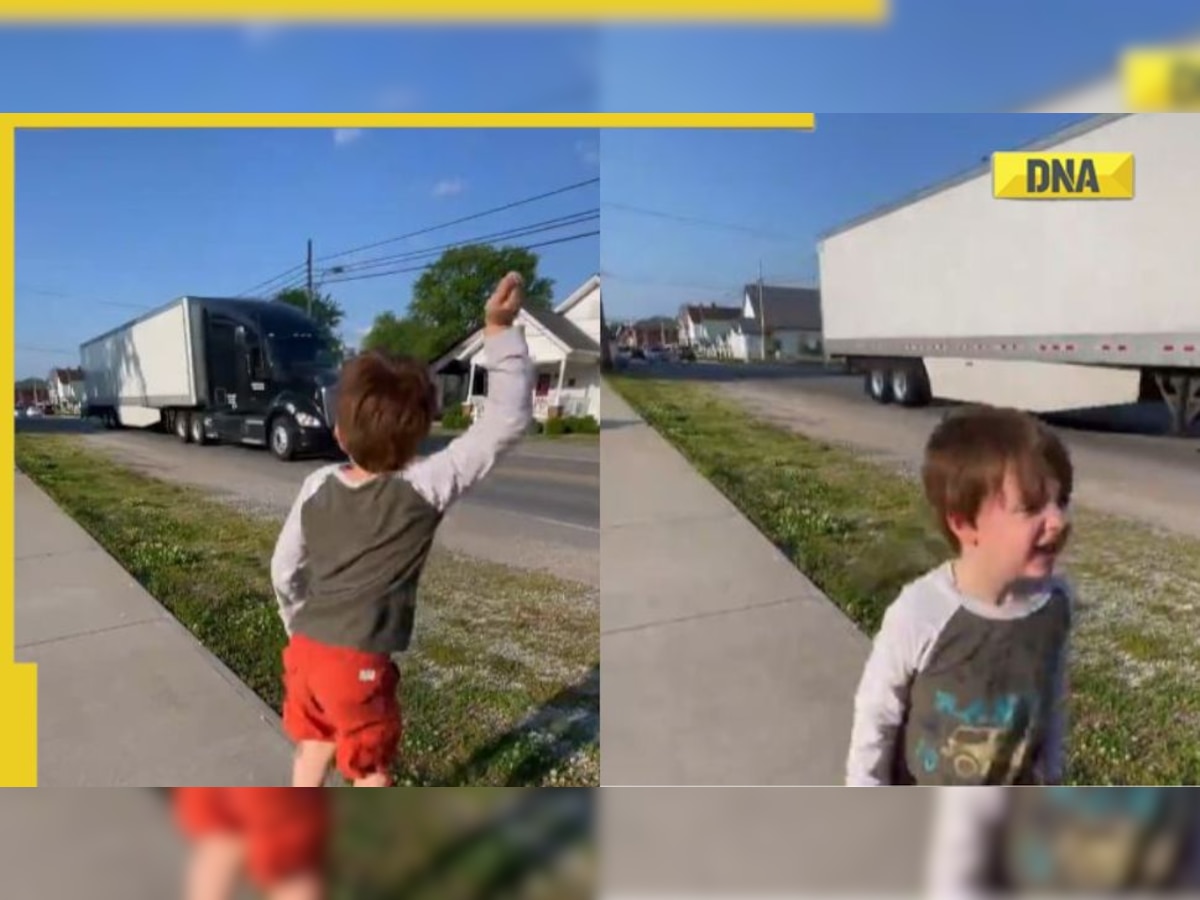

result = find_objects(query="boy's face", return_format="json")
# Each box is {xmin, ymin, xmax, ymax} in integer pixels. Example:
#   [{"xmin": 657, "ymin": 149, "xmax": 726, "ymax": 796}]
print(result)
[{"xmin": 951, "ymin": 468, "xmax": 1071, "ymax": 583}]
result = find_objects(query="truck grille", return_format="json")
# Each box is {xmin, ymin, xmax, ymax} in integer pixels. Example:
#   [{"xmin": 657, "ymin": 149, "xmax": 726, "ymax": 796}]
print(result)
[{"xmin": 319, "ymin": 384, "xmax": 337, "ymax": 428}]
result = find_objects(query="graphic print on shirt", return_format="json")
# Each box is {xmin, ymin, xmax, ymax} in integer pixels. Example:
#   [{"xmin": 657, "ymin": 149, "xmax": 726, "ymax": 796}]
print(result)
[
  {"xmin": 996, "ymin": 787, "xmax": 1195, "ymax": 891},
  {"xmin": 912, "ymin": 688, "xmax": 1043, "ymax": 782},
  {"xmin": 898, "ymin": 591, "xmax": 1069, "ymax": 785}
]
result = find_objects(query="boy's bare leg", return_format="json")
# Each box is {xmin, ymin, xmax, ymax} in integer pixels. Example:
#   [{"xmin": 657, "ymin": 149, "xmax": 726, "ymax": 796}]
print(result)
[
  {"xmin": 185, "ymin": 836, "xmax": 246, "ymax": 900},
  {"xmin": 353, "ymin": 771, "xmax": 391, "ymax": 788},
  {"xmin": 292, "ymin": 740, "xmax": 336, "ymax": 787},
  {"xmin": 268, "ymin": 873, "xmax": 325, "ymax": 900}
]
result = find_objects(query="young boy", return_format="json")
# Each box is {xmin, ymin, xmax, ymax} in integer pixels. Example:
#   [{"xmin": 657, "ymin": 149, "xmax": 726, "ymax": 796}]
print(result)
[
  {"xmin": 174, "ymin": 788, "xmax": 330, "ymax": 900},
  {"xmin": 846, "ymin": 405, "xmax": 1074, "ymax": 786},
  {"xmin": 925, "ymin": 787, "xmax": 1200, "ymax": 894},
  {"xmin": 270, "ymin": 272, "xmax": 533, "ymax": 787}
]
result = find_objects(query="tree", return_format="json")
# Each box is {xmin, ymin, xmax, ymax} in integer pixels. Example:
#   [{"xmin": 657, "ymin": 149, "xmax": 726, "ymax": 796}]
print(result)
[
  {"xmin": 407, "ymin": 244, "xmax": 553, "ymax": 352},
  {"xmin": 360, "ymin": 311, "xmax": 439, "ymax": 362},
  {"xmin": 274, "ymin": 286, "xmax": 347, "ymax": 361},
  {"xmin": 274, "ymin": 286, "xmax": 345, "ymax": 332}
]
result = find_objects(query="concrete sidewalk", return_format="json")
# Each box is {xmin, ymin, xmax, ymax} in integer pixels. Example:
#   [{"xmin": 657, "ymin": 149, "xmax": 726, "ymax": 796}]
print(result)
[
  {"xmin": 0, "ymin": 789, "xmax": 185, "ymax": 898},
  {"xmin": 15, "ymin": 471, "xmax": 293, "ymax": 785},
  {"xmin": 599, "ymin": 386, "xmax": 869, "ymax": 785}
]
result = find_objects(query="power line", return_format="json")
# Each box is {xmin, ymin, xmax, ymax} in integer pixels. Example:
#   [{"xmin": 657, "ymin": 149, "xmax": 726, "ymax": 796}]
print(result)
[
  {"xmin": 328, "ymin": 209, "xmax": 599, "ymax": 275},
  {"xmin": 16, "ymin": 343, "xmax": 77, "ymax": 355},
  {"xmin": 235, "ymin": 261, "xmax": 307, "ymax": 299},
  {"xmin": 233, "ymin": 175, "xmax": 598, "ymax": 298},
  {"xmin": 15, "ymin": 285, "xmax": 153, "ymax": 311},
  {"xmin": 601, "ymin": 273, "xmax": 745, "ymax": 295},
  {"xmin": 602, "ymin": 201, "xmax": 804, "ymax": 242},
  {"xmin": 322, "ymin": 230, "xmax": 598, "ymax": 286},
  {"xmin": 260, "ymin": 209, "xmax": 599, "ymax": 296},
  {"xmin": 317, "ymin": 176, "xmax": 599, "ymax": 265}
]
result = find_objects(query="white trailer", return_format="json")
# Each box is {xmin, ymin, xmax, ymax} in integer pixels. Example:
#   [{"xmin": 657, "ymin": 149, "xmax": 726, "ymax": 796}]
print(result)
[
  {"xmin": 817, "ymin": 113, "xmax": 1200, "ymax": 435},
  {"xmin": 80, "ymin": 296, "xmax": 202, "ymax": 429},
  {"xmin": 79, "ymin": 295, "xmax": 338, "ymax": 459}
]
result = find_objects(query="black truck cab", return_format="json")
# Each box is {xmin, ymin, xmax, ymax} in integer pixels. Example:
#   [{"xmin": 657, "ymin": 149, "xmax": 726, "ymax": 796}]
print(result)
[{"xmin": 170, "ymin": 298, "xmax": 341, "ymax": 461}]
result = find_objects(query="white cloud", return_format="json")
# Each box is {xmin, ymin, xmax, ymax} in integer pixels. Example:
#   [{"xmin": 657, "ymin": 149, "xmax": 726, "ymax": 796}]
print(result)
[
  {"xmin": 239, "ymin": 21, "xmax": 285, "ymax": 48},
  {"xmin": 432, "ymin": 177, "xmax": 467, "ymax": 198},
  {"xmin": 375, "ymin": 85, "xmax": 421, "ymax": 111},
  {"xmin": 575, "ymin": 139, "xmax": 600, "ymax": 168},
  {"xmin": 333, "ymin": 128, "xmax": 365, "ymax": 147}
]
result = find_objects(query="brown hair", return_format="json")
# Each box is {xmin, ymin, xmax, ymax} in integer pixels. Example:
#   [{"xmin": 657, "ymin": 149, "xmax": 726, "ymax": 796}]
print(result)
[
  {"xmin": 335, "ymin": 351, "xmax": 434, "ymax": 473},
  {"xmin": 921, "ymin": 405, "xmax": 1073, "ymax": 551}
]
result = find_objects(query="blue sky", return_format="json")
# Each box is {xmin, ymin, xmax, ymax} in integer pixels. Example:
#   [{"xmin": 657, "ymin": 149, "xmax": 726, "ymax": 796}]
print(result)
[
  {"xmin": 600, "ymin": 114, "xmax": 1089, "ymax": 319},
  {"xmin": 15, "ymin": 128, "xmax": 599, "ymax": 377},
  {"xmin": 602, "ymin": 0, "xmax": 1200, "ymax": 112},
  {"xmin": 0, "ymin": 3, "xmax": 1197, "ymax": 113}
]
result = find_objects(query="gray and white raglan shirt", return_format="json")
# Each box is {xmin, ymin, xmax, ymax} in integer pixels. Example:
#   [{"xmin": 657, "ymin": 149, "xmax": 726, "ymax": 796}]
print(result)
[
  {"xmin": 845, "ymin": 562, "xmax": 1072, "ymax": 786},
  {"xmin": 925, "ymin": 787, "xmax": 1200, "ymax": 895},
  {"xmin": 269, "ymin": 326, "xmax": 533, "ymax": 655}
]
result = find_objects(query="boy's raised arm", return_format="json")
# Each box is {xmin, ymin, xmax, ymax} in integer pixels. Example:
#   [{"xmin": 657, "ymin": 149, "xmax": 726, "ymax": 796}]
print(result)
[{"xmin": 403, "ymin": 272, "xmax": 534, "ymax": 513}]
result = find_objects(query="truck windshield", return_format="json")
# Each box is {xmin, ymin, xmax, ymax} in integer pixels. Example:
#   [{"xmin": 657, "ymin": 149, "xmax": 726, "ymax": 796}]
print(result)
[{"xmin": 268, "ymin": 333, "xmax": 336, "ymax": 371}]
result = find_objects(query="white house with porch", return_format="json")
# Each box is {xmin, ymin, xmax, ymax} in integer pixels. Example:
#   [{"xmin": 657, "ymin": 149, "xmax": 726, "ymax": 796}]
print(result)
[
  {"xmin": 47, "ymin": 366, "xmax": 86, "ymax": 412},
  {"xmin": 432, "ymin": 274, "xmax": 603, "ymax": 423}
]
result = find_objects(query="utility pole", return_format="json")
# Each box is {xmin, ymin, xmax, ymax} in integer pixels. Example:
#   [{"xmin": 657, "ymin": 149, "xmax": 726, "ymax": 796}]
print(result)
[
  {"xmin": 758, "ymin": 259, "xmax": 767, "ymax": 361},
  {"xmin": 306, "ymin": 238, "xmax": 314, "ymax": 317},
  {"xmin": 600, "ymin": 301, "xmax": 613, "ymax": 372}
]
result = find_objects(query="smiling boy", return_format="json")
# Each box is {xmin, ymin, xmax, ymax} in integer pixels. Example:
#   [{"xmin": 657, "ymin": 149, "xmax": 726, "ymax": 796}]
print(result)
[{"xmin": 846, "ymin": 405, "xmax": 1074, "ymax": 786}]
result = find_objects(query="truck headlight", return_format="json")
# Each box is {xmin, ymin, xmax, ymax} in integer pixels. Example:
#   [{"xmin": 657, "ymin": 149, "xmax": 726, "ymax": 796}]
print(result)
[{"xmin": 295, "ymin": 411, "xmax": 323, "ymax": 428}]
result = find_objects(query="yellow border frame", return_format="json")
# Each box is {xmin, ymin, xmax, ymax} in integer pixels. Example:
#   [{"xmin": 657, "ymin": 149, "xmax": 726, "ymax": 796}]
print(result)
[
  {"xmin": 0, "ymin": 1, "xmax": 885, "ymax": 22},
  {"xmin": 1, "ymin": 111, "xmax": 814, "ymax": 786}
]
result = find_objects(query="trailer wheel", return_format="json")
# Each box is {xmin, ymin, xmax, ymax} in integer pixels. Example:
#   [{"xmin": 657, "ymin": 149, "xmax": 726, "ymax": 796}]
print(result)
[
  {"xmin": 891, "ymin": 361, "xmax": 932, "ymax": 408},
  {"xmin": 189, "ymin": 413, "xmax": 209, "ymax": 446},
  {"xmin": 269, "ymin": 414, "xmax": 298, "ymax": 461},
  {"xmin": 865, "ymin": 367, "xmax": 893, "ymax": 404},
  {"xmin": 175, "ymin": 410, "xmax": 192, "ymax": 443}
]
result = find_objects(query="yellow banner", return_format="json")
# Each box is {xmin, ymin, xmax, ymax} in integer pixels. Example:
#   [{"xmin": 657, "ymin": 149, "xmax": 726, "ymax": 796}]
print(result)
[
  {"xmin": 992, "ymin": 152, "xmax": 1134, "ymax": 200},
  {"xmin": 1123, "ymin": 48, "xmax": 1200, "ymax": 111},
  {"xmin": 0, "ymin": 124, "xmax": 37, "ymax": 787},
  {"xmin": 5, "ymin": 112, "xmax": 816, "ymax": 130},
  {"xmin": 0, "ymin": 0, "xmax": 887, "ymax": 22}
]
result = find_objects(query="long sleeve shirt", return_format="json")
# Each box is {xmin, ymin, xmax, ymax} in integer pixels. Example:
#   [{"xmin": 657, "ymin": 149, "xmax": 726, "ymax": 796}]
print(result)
[
  {"xmin": 269, "ymin": 326, "xmax": 533, "ymax": 653},
  {"xmin": 846, "ymin": 562, "xmax": 1072, "ymax": 786}
]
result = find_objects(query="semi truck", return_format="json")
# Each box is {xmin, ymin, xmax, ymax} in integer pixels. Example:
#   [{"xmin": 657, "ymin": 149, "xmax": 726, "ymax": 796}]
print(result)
[
  {"xmin": 80, "ymin": 296, "xmax": 340, "ymax": 460},
  {"xmin": 817, "ymin": 113, "xmax": 1200, "ymax": 436}
]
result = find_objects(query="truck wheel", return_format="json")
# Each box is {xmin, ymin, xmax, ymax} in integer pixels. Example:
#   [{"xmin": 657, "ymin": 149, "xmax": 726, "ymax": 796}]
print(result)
[
  {"xmin": 269, "ymin": 414, "xmax": 298, "ymax": 461},
  {"xmin": 175, "ymin": 411, "xmax": 192, "ymax": 443},
  {"xmin": 190, "ymin": 413, "xmax": 209, "ymax": 446},
  {"xmin": 892, "ymin": 362, "xmax": 931, "ymax": 408},
  {"xmin": 865, "ymin": 367, "xmax": 893, "ymax": 404}
]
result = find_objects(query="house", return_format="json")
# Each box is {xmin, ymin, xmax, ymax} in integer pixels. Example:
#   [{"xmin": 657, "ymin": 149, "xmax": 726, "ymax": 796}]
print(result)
[
  {"xmin": 47, "ymin": 367, "xmax": 85, "ymax": 411},
  {"xmin": 431, "ymin": 274, "xmax": 602, "ymax": 423},
  {"xmin": 615, "ymin": 316, "xmax": 679, "ymax": 350},
  {"xmin": 678, "ymin": 303, "xmax": 741, "ymax": 357},
  {"xmin": 728, "ymin": 284, "xmax": 823, "ymax": 361}
]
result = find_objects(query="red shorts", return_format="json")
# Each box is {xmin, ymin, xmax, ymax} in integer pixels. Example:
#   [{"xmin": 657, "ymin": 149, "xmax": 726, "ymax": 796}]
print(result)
[
  {"xmin": 174, "ymin": 788, "xmax": 329, "ymax": 889},
  {"xmin": 282, "ymin": 632, "xmax": 401, "ymax": 781}
]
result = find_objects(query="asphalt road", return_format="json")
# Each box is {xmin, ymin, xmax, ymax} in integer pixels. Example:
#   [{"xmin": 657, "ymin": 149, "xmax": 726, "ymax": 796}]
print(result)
[
  {"xmin": 623, "ymin": 359, "xmax": 1200, "ymax": 539},
  {"xmin": 17, "ymin": 416, "xmax": 599, "ymax": 586}
]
